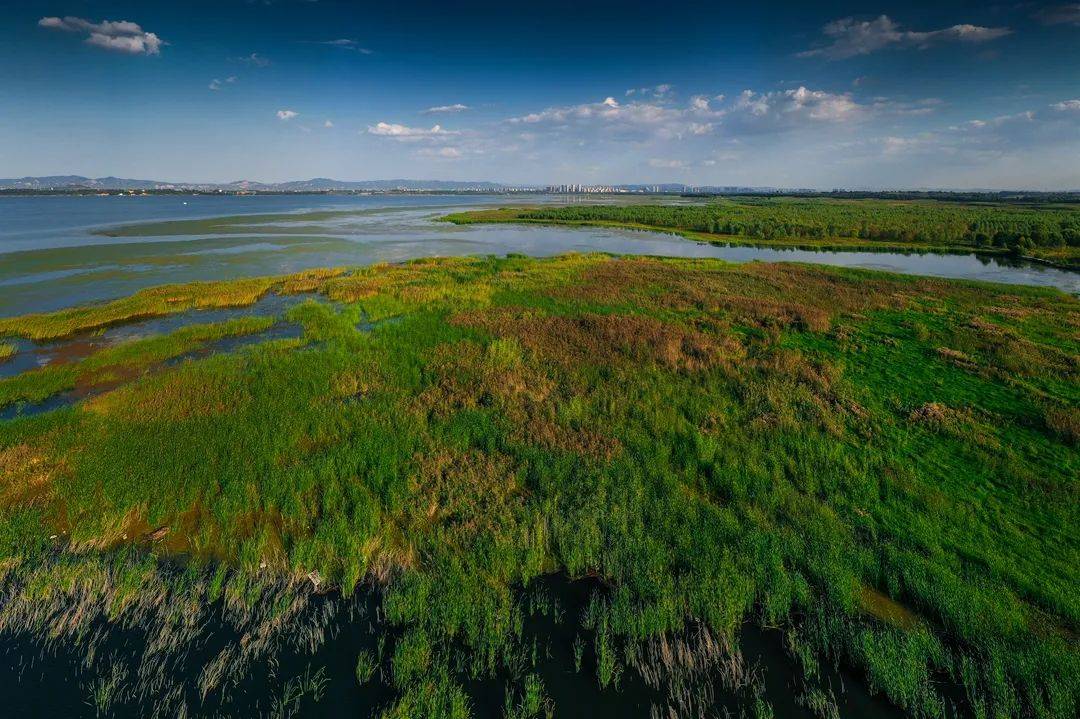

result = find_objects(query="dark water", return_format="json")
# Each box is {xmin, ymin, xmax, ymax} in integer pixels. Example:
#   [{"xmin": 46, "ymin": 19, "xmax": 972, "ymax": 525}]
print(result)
[
  {"xmin": 0, "ymin": 574, "xmax": 911, "ymax": 719},
  {"xmin": 1, "ymin": 195, "xmax": 1076, "ymax": 320}
]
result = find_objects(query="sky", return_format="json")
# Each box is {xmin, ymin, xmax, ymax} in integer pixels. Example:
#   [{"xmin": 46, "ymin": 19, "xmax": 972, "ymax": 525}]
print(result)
[{"xmin": 1, "ymin": 0, "xmax": 1079, "ymax": 188}]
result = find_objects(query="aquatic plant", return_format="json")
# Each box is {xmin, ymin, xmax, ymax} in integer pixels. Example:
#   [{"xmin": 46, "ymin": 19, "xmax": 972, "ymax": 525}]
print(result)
[{"xmin": 357, "ymin": 649, "xmax": 379, "ymax": 684}]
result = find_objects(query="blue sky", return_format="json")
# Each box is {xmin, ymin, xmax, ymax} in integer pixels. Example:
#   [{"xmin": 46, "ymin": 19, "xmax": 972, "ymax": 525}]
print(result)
[{"xmin": 1, "ymin": 1, "xmax": 1078, "ymax": 188}]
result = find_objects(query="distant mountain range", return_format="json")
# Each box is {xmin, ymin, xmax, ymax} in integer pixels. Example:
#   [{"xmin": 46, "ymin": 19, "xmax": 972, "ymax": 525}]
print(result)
[
  {"xmin": 4, "ymin": 176, "xmax": 1072, "ymax": 199},
  {"xmin": 0, "ymin": 176, "xmax": 526, "ymax": 192}
]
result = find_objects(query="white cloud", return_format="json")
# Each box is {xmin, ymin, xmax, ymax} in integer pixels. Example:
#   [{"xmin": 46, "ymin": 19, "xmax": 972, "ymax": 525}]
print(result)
[
  {"xmin": 38, "ymin": 16, "xmax": 164, "ymax": 55},
  {"xmin": 366, "ymin": 122, "xmax": 458, "ymax": 141},
  {"xmin": 728, "ymin": 87, "xmax": 863, "ymax": 130},
  {"xmin": 422, "ymin": 104, "xmax": 471, "ymax": 115},
  {"xmin": 305, "ymin": 39, "xmax": 374, "ymax": 54},
  {"xmin": 237, "ymin": 53, "xmax": 271, "ymax": 67},
  {"xmin": 324, "ymin": 120, "xmax": 334, "ymax": 128},
  {"xmin": 508, "ymin": 96, "xmax": 681, "ymax": 130},
  {"xmin": 952, "ymin": 111, "xmax": 1035, "ymax": 132},
  {"xmin": 1034, "ymin": 4, "xmax": 1080, "ymax": 26},
  {"xmin": 209, "ymin": 76, "xmax": 237, "ymax": 91},
  {"xmin": 689, "ymin": 95, "xmax": 712, "ymax": 112},
  {"xmin": 276, "ymin": 110, "xmax": 299, "ymax": 120},
  {"xmin": 871, "ymin": 97, "xmax": 944, "ymax": 117},
  {"xmin": 1051, "ymin": 99, "xmax": 1080, "ymax": 112},
  {"xmin": 799, "ymin": 15, "xmax": 1010, "ymax": 59},
  {"xmin": 626, "ymin": 84, "xmax": 674, "ymax": 100},
  {"xmin": 416, "ymin": 147, "xmax": 463, "ymax": 159},
  {"xmin": 502, "ymin": 87, "xmax": 862, "ymax": 146},
  {"xmin": 873, "ymin": 99, "xmax": 1080, "ymax": 168}
]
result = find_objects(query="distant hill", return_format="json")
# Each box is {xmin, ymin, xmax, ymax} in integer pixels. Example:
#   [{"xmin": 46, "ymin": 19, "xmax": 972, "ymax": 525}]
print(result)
[
  {"xmin": 0, "ymin": 175, "xmax": 169, "ymax": 190},
  {"xmin": 0, "ymin": 176, "xmax": 522, "ymax": 192}
]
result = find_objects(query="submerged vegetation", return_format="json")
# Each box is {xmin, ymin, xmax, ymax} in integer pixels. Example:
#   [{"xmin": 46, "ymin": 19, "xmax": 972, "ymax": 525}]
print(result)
[
  {"xmin": 0, "ymin": 267, "xmax": 341, "ymax": 341},
  {"xmin": 443, "ymin": 198, "xmax": 1080, "ymax": 268},
  {"xmin": 0, "ymin": 253, "xmax": 1077, "ymax": 717}
]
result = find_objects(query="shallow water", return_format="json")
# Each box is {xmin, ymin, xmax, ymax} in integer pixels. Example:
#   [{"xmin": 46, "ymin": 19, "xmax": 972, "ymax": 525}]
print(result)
[
  {"xmin": 0, "ymin": 574, "xmax": 912, "ymax": 719},
  {"xmin": 1, "ymin": 195, "xmax": 1076, "ymax": 320}
]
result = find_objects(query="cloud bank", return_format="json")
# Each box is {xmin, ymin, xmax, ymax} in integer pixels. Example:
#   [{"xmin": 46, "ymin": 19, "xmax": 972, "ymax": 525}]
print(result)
[
  {"xmin": 422, "ymin": 104, "xmax": 471, "ymax": 115},
  {"xmin": 799, "ymin": 15, "xmax": 1010, "ymax": 59},
  {"xmin": 38, "ymin": 16, "xmax": 165, "ymax": 55},
  {"xmin": 366, "ymin": 122, "xmax": 458, "ymax": 141}
]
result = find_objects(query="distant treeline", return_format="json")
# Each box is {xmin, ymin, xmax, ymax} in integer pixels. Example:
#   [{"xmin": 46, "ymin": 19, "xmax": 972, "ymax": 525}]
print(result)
[
  {"xmin": 683, "ymin": 191, "xmax": 1080, "ymax": 204},
  {"xmin": 520, "ymin": 198, "xmax": 1080, "ymax": 250}
]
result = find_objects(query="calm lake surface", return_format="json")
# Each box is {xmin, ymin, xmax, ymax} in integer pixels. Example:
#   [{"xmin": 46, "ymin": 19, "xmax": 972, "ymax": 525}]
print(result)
[{"xmin": 1, "ymin": 194, "xmax": 1076, "ymax": 318}]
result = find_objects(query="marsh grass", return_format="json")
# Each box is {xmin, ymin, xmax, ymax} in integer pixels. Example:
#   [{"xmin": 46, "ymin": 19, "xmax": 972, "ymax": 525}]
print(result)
[
  {"xmin": 0, "ymin": 342, "xmax": 15, "ymax": 363},
  {"xmin": 0, "ymin": 315, "xmax": 279, "ymax": 412},
  {"xmin": 0, "ymin": 268, "xmax": 342, "ymax": 341},
  {"xmin": 0, "ymin": 253, "xmax": 1076, "ymax": 718},
  {"xmin": 443, "ymin": 199, "xmax": 1080, "ymax": 267}
]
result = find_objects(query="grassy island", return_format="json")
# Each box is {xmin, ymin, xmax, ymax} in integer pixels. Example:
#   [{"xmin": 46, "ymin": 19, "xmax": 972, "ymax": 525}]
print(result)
[
  {"xmin": 442, "ymin": 198, "xmax": 1080, "ymax": 269},
  {"xmin": 0, "ymin": 254, "xmax": 1076, "ymax": 718}
]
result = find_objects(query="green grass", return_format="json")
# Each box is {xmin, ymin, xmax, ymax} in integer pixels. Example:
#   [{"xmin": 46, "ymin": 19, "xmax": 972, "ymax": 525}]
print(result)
[
  {"xmin": 0, "ymin": 253, "xmax": 1076, "ymax": 718},
  {"xmin": 0, "ymin": 315, "xmax": 279, "ymax": 411},
  {"xmin": 0, "ymin": 267, "xmax": 341, "ymax": 341},
  {"xmin": 442, "ymin": 199, "xmax": 1080, "ymax": 268}
]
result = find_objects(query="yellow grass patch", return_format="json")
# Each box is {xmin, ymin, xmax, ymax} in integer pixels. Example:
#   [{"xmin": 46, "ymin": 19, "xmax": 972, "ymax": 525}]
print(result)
[
  {"xmin": 85, "ymin": 368, "xmax": 242, "ymax": 421},
  {"xmin": 859, "ymin": 586, "xmax": 923, "ymax": 630},
  {"xmin": 0, "ymin": 443, "xmax": 62, "ymax": 509}
]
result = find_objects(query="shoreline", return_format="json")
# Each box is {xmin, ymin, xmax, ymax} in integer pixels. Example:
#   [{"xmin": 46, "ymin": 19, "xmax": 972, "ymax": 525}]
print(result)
[{"xmin": 440, "ymin": 209, "xmax": 1080, "ymax": 272}]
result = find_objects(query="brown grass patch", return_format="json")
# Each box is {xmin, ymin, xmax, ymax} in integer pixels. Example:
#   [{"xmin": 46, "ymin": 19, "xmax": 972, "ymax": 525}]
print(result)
[
  {"xmin": 935, "ymin": 347, "xmax": 979, "ymax": 370},
  {"xmin": 417, "ymin": 340, "xmax": 555, "ymax": 415},
  {"xmin": 859, "ymin": 586, "xmax": 922, "ymax": 630},
  {"xmin": 0, "ymin": 444, "xmax": 63, "ymax": 509},
  {"xmin": 323, "ymin": 272, "xmax": 392, "ymax": 303},
  {"xmin": 85, "ymin": 368, "xmax": 241, "ymax": 421},
  {"xmin": 510, "ymin": 416, "xmax": 622, "ymax": 462},
  {"xmin": 88, "ymin": 505, "xmax": 154, "ymax": 551},
  {"xmin": 907, "ymin": 402, "xmax": 1001, "ymax": 451},
  {"xmin": 409, "ymin": 450, "xmax": 523, "ymax": 540},
  {"xmin": 552, "ymin": 258, "xmax": 909, "ymax": 333},
  {"xmin": 987, "ymin": 306, "xmax": 1033, "ymax": 320},
  {"xmin": 452, "ymin": 309, "xmax": 741, "ymax": 373},
  {"xmin": 277, "ymin": 267, "xmax": 345, "ymax": 294},
  {"xmin": 1043, "ymin": 405, "xmax": 1079, "ymax": 446},
  {"xmin": 908, "ymin": 402, "xmax": 962, "ymax": 426}
]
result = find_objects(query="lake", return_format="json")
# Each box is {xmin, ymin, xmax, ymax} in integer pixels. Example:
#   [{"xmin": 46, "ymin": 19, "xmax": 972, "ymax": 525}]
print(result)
[{"xmin": 1, "ymin": 194, "xmax": 1076, "ymax": 319}]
